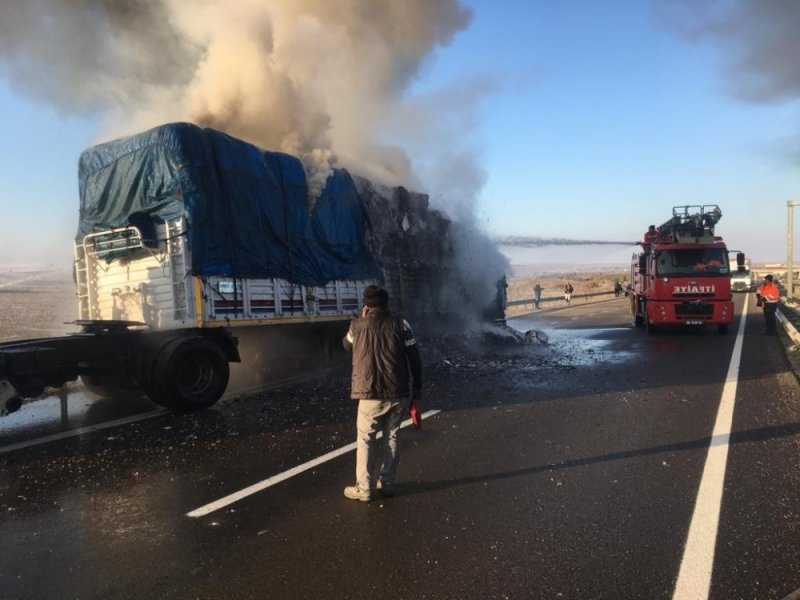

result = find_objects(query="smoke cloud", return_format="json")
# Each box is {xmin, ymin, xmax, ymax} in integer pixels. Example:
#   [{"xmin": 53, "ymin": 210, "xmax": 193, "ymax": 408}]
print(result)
[
  {"xmin": 659, "ymin": 0, "xmax": 800, "ymax": 105},
  {"xmin": 0, "ymin": 0, "xmax": 512, "ymax": 314},
  {"xmin": 0, "ymin": 0, "xmax": 474, "ymax": 197}
]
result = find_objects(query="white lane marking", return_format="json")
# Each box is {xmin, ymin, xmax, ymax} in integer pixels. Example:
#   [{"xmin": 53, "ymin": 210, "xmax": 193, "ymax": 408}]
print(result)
[
  {"xmin": 672, "ymin": 296, "xmax": 748, "ymax": 600},
  {"xmin": 0, "ymin": 409, "xmax": 167, "ymax": 455},
  {"xmin": 187, "ymin": 409, "xmax": 441, "ymax": 518}
]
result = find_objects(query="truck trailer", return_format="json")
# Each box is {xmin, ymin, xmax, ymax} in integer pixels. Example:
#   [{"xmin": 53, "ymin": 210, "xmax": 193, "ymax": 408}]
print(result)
[
  {"xmin": 3, "ymin": 123, "xmax": 490, "ymax": 415},
  {"xmin": 630, "ymin": 205, "xmax": 734, "ymax": 334}
]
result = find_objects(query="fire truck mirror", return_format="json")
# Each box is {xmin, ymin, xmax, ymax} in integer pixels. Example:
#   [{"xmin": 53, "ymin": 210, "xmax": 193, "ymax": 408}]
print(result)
[
  {"xmin": 736, "ymin": 252, "xmax": 745, "ymax": 268},
  {"xmin": 638, "ymin": 254, "xmax": 647, "ymax": 275}
]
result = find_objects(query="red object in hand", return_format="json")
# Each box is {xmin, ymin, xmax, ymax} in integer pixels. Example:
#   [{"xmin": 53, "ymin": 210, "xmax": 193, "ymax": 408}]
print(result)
[{"xmin": 409, "ymin": 397, "xmax": 422, "ymax": 430}]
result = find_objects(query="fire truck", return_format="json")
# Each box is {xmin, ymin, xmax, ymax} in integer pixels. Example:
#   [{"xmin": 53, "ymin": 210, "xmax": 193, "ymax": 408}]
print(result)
[{"xmin": 630, "ymin": 205, "xmax": 734, "ymax": 334}]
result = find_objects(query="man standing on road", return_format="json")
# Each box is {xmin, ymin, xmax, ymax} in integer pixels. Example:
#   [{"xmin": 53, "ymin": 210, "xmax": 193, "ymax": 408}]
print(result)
[
  {"xmin": 756, "ymin": 274, "xmax": 780, "ymax": 335},
  {"xmin": 564, "ymin": 282, "xmax": 574, "ymax": 304},
  {"xmin": 342, "ymin": 285, "xmax": 422, "ymax": 502},
  {"xmin": 533, "ymin": 283, "xmax": 542, "ymax": 309}
]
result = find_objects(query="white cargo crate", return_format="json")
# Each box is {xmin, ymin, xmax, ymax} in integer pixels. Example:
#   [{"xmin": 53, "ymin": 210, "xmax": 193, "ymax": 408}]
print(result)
[{"xmin": 75, "ymin": 219, "xmax": 371, "ymax": 329}]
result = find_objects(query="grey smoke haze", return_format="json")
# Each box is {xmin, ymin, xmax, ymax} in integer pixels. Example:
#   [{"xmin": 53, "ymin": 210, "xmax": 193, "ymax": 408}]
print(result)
[
  {"xmin": 0, "ymin": 0, "xmax": 509, "ymax": 314},
  {"xmin": 498, "ymin": 237, "xmax": 635, "ymax": 247},
  {"xmin": 0, "ymin": 0, "xmax": 477, "ymax": 198},
  {"xmin": 660, "ymin": 0, "xmax": 800, "ymax": 104}
]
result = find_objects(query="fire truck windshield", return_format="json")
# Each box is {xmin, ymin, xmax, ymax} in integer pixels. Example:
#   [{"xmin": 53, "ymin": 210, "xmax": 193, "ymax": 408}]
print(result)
[{"xmin": 656, "ymin": 248, "xmax": 729, "ymax": 276}]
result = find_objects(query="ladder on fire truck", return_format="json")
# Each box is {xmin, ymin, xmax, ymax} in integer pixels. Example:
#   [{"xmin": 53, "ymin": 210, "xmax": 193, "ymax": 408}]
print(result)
[{"xmin": 657, "ymin": 205, "xmax": 722, "ymax": 244}]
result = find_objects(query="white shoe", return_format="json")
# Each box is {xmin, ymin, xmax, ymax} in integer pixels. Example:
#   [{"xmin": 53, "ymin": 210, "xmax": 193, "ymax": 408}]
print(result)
[{"xmin": 343, "ymin": 486, "xmax": 372, "ymax": 502}]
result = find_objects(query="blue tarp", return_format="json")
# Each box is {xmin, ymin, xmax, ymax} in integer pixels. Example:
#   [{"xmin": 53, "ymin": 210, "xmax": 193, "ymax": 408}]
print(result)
[{"xmin": 77, "ymin": 122, "xmax": 380, "ymax": 285}]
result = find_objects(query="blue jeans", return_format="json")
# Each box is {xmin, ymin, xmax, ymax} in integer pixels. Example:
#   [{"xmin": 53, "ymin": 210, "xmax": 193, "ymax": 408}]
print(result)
[{"xmin": 355, "ymin": 399, "xmax": 404, "ymax": 491}]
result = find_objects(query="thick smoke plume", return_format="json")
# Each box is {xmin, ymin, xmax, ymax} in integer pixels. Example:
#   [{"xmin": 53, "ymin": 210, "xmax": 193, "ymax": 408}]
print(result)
[
  {"xmin": 0, "ymin": 0, "xmax": 509, "ymax": 322},
  {"xmin": 0, "ymin": 0, "xmax": 472, "ymax": 196},
  {"xmin": 660, "ymin": 0, "xmax": 800, "ymax": 105}
]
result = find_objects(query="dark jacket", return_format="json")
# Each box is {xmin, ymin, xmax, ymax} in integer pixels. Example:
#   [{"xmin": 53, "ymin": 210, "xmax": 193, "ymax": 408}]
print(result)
[{"xmin": 343, "ymin": 307, "xmax": 422, "ymax": 400}]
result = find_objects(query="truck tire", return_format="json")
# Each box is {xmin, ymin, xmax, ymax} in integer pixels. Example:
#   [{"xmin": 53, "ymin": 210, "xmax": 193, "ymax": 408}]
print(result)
[
  {"xmin": 633, "ymin": 297, "xmax": 644, "ymax": 326},
  {"xmin": 718, "ymin": 324, "xmax": 729, "ymax": 334},
  {"xmin": 644, "ymin": 302, "xmax": 657, "ymax": 334},
  {"xmin": 147, "ymin": 337, "xmax": 229, "ymax": 411}
]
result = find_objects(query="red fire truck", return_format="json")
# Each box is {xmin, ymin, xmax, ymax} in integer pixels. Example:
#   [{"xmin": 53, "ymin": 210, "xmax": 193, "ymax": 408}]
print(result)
[{"xmin": 630, "ymin": 205, "xmax": 734, "ymax": 334}]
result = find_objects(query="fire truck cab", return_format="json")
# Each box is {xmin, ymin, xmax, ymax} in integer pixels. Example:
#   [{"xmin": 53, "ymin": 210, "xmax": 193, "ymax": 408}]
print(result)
[{"xmin": 631, "ymin": 205, "xmax": 734, "ymax": 334}]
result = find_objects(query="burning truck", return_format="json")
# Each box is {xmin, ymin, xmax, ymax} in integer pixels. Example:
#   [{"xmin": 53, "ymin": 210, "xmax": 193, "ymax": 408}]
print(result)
[{"xmin": 0, "ymin": 123, "xmax": 506, "ymax": 415}]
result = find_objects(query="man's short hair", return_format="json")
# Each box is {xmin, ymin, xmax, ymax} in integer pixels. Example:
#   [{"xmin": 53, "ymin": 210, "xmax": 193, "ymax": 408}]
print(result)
[
  {"xmin": 363, "ymin": 285, "xmax": 389, "ymax": 308},
  {"xmin": 765, "ymin": 274, "xmax": 774, "ymax": 282}
]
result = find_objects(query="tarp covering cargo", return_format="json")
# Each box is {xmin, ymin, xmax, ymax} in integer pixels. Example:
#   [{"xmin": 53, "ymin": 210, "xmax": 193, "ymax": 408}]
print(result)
[{"xmin": 77, "ymin": 122, "xmax": 380, "ymax": 285}]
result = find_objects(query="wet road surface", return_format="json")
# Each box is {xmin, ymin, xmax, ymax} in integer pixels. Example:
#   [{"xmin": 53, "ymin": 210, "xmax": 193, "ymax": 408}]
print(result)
[
  {"xmin": 1, "ymin": 388, "xmax": 163, "ymax": 453},
  {"xmin": 2, "ymin": 296, "xmax": 800, "ymax": 599}
]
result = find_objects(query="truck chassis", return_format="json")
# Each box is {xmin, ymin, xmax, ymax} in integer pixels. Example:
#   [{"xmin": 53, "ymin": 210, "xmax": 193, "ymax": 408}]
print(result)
[{"xmin": 0, "ymin": 321, "xmax": 239, "ymax": 415}]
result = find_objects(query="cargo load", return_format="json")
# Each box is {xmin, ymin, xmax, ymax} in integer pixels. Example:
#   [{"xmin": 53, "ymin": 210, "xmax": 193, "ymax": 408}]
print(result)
[{"xmin": 2, "ymin": 122, "xmax": 507, "ymax": 413}]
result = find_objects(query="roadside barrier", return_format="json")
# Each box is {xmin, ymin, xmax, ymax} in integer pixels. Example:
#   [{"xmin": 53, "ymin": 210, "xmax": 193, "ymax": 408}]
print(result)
[
  {"xmin": 777, "ymin": 307, "xmax": 800, "ymax": 351},
  {"xmin": 507, "ymin": 290, "xmax": 618, "ymax": 309}
]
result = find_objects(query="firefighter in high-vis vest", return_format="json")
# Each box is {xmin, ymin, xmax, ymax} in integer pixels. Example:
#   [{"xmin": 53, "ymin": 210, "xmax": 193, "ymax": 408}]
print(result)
[{"xmin": 756, "ymin": 274, "xmax": 780, "ymax": 335}]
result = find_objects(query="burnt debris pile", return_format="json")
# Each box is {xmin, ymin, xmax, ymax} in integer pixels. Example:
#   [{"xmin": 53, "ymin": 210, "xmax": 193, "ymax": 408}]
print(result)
[{"xmin": 355, "ymin": 177, "xmax": 508, "ymax": 334}]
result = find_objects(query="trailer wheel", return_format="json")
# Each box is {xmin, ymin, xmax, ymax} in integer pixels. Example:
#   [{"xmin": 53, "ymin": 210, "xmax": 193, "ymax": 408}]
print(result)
[
  {"xmin": 2, "ymin": 395, "xmax": 22, "ymax": 415},
  {"xmin": 148, "ymin": 337, "xmax": 229, "ymax": 411}
]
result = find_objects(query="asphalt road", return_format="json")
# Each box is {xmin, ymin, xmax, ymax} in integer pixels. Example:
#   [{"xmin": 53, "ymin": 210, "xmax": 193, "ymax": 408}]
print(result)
[{"xmin": 2, "ymin": 295, "xmax": 800, "ymax": 600}]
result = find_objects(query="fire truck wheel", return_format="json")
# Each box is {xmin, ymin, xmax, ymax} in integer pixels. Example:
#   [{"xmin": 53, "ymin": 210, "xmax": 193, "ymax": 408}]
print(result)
[
  {"xmin": 644, "ymin": 304, "xmax": 657, "ymax": 334},
  {"xmin": 718, "ymin": 324, "xmax": 729, "ymax": 334},
  {"xmin": 633, "ymin": 298, "xmax": 644, "ymax": 326},
  {"xmin": 148, "ymin": 337, "xmax": 229, "ymax": 411}
]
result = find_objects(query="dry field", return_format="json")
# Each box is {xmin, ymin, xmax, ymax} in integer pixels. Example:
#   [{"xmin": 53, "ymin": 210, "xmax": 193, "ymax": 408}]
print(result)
[
  {"xmin": 506, "ymin": 270, "xmax": 629, "ymax": 316},
  {"xmin": 0, "ymin": 268, "xmax": 79, "ymax": 341}
]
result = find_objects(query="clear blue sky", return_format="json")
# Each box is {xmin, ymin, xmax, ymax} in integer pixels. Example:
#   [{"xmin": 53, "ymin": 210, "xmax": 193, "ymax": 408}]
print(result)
[{"xmin": 0, "ymin": 0, "xmax": 797, "ymax": 267}]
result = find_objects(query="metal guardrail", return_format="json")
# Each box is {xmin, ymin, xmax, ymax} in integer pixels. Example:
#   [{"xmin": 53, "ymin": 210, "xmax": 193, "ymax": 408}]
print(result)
[
  {"xmin": 507, "ymin": 290, "xmax": 617, "ymax": 308},
  {"xmin": 777, "ymin": 306, "xmax": 800, "ymax": 351},
  {"xmin": 509, "ymin": 289, "xmax": 800, "ymax": 350}
]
